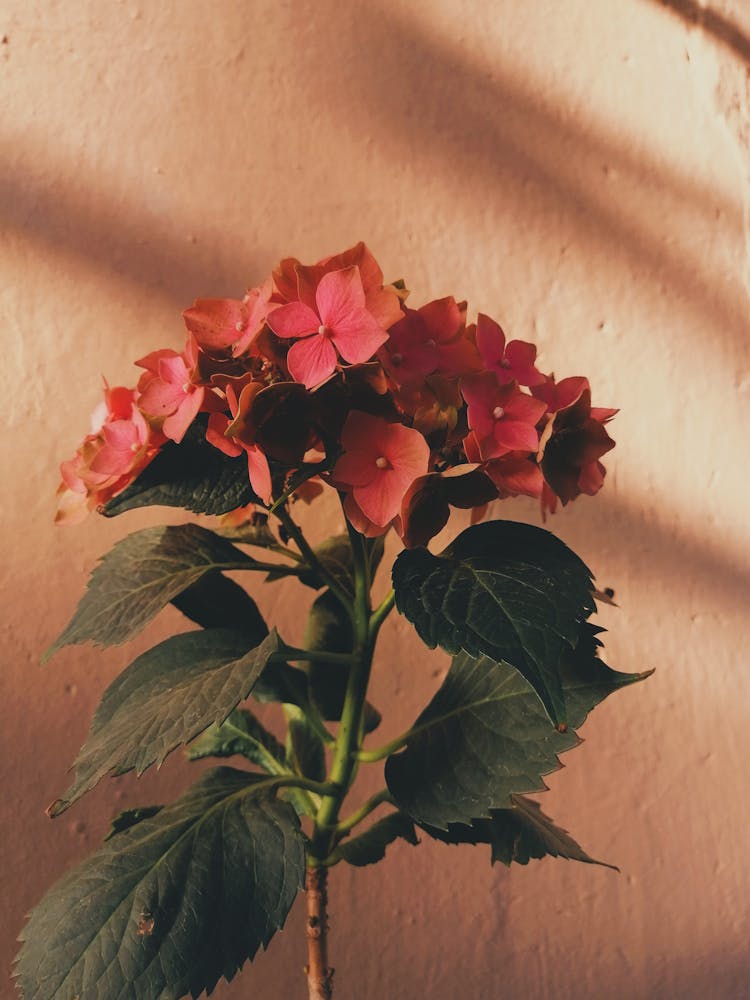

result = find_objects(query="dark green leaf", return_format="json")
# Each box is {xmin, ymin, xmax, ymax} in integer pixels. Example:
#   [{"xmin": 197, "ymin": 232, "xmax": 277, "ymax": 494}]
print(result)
[
  {"xmin": 187, "ymin": 708, "xmax": 286, "ymax": 773},
  {"xmin": 337, "ymin": 812, "xmax": 419, "ymax": 867},
  {"xmin": 105, "ymin": 805, "xmax": 163, "ymax": 841},
  {"xmin": 17, "ymin": 768, "xmax": 305, "ymax": 1000},
  {"xmin": 421, "ymin": 794, "xmax": 616, "ymax": 869},
  {"xmin": 171, "ymin": 571, "xmax": 268, "ymax": 639},
  {"xmin": 304, "ymin": 590, "xmax": 352, "ymax": 718},
  {"xmin": 392, "ymin": 520, "xmax": 597, "ymax": 726},
  {"xmin": 385, "ymin": 634, "xmax": 650, "ymax": 829},
  {"xmin": 215, "ymin": 518, "xmax": 279, "ymax": 548},
  {"xmin": 102, "ymin": 416, "xmax": 258, "ymax": 517},
  {"xmin": 285, "ymin": 705, "xmax": 326, "ymax": 782},
  {"xmin": 299, "ymin": 533, "xmax": 355, "ymax": 591},
  {"xmin": 49, "ymin": 629, "xmax": 285, "ymax": 816},
  {"xmin": 46, "ymin": 524, "xmax": 259, "ymax": 656},
  {"xmin": 252, "ymin": 661, "xmax": 310, "ymax": 707},
  {"xmin": 303, "ymin": 590, "xmax": 380, "ymax": 733}
]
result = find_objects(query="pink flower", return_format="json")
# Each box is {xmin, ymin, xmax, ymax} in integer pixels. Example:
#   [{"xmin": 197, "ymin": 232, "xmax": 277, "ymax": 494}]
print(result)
[
  {"xmin": 475, "ymin": 313, "xmax": 545, "ymax": 386},
  {"xmin": 206, "ymin": 381, "xmax": 272, "ymax": 504},
  {"xmin": 275, "ymin": 242, "xmax": 403, "ymax": 331},
  {"xmin": 267, "ymin": 267, "xmax": 391, "ymax": 389},
  {"xmin": 183, "ymin": 279, "xmax": 274, "ymax": 358},
  {"xmin": 333, "ymin": 411, "xmax": 429, "ymax": 531},
  {"xmin": 461, "ymin": 373, "xmax": 547, "ymax": 460},
  {"xmin": 56, "ymin": 384, "xmax": 162, "ymax": 523},
  {"xmin": 136, "ymin": 338, "xmax": 205, "ymax": 443},
  {"xmin": 381, "ymin": 299, "xmax": 480, "ymax": 387},
  {"xmin": 535, "ymin": 376, "xmax": 617, "ymax": 512}
]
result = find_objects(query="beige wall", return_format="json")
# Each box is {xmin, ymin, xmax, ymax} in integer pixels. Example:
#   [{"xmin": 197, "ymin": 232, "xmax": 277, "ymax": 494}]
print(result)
[{"xmin": 3, "ymin": 0, "xmax": 750, "ymax": 997}]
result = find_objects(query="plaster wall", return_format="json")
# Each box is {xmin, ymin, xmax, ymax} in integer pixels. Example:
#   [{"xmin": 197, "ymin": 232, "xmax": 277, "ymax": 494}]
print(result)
[{"xmin": 2, "ymin": 1, "xmax": 749, "ymax": 997}]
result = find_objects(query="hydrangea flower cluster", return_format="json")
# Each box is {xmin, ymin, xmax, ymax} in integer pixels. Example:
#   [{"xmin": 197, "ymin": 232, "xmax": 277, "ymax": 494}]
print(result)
[{"xmin": 57, "ymin": 242, "xmax": 616, "ymax": 545}]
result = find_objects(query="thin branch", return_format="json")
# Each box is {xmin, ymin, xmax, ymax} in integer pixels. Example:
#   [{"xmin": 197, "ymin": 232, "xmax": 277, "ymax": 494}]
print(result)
[{"xmin": 334, "ymin": 789, "xmax": 395, "ymax": 837}]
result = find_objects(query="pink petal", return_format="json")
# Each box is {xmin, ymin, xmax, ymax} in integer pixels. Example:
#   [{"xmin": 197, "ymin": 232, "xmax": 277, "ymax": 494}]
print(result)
[
  {"xmin": 475, "ymin": 313, "xmax": 506, "ymax": 368},
  {"xmin": 354, "ymin": 472, "xmax": 399, "ymax": 526},
  {"xmin": 163, "ymin": 387, "xmax": 204, "ymax": 443},
  {"xmin": 504, "ymin": 393, "xmax": 547, "ymax": 425},
  {"xmin": 246, "ymin": 445, "xmax": 272, "ymax": 504},
  {"xmin": 366, "ymin": 285, "xmax": 403, "ymax": 329},
  {"xmin": 206, "ymin": 413, "xmax": 243, "ymax": 457},
  {"xmin": 183, "ymin": 299, "xmax": 246, "ymax": 351},
  {"xmin": 316, "ymin": 267, "xmax": 366, "ymax": 329},
  {"xmin": 333, "ymin": 449, "xmax": 377, "ymax": 488},
  {"xmin": 138, "ymin": 379, "xmax": 185, "ymax": 416},
  {"xmin": 493, "ymin": 420, "xmax": 539, "ymax": 453},
  {"xmin": 340, "ymin": 410, "xmax": 378, "ymax": 451},
  {"xmin": 135, "ymin": 348, "xmax": 176, "ymax": 375},
  {"xmin": 418, "ymin": 297, "xmax": 462, "ymax": 343},
  {"xmin": 578, "ymin": 460, "xmax": 606, "ymax": 496},
  {"xmin": 504, "ymin": 341, "xmax": 545, "ymax": 385},
  {"xmin": 332, "ymin": 314, "xmax": 389, "ymax": 365},
  {"xmin": 266, "ymin": 301, "xmax": 320, "ymax": 340},
  {"xmin": 485, "ymin": 457, "xmax": 544, "ymax": 499},
  {"xmin": 286, "ymin": 334, "xmax": 338, "ymax": 388},
  {"xmin": 380, "ymin": 422, "xmax": 430, "ymax": 478},
  {"xmin": 343, "ymin": 492, "xmax": 388, "ymax": 537}
]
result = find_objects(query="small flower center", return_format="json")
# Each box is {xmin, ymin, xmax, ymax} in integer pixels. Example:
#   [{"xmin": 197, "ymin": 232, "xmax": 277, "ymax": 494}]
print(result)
[
  {"xmin": 391, "ymin": 352, "xmax": 403, "ymax": 365},
  {"xmin": 375, "ymin": 456, "xmax": 390, "ymax": 470},
  {"xmin": 500, "ymin": 358, "xmax": 511, "ymax": 369},
  {"xmin": 130, "ymin": 442, "xmax": 140, "ymax": 453},
  {"xmin": 182, "ymin": 382, "xmax": 191, "ymax": 393},
  {"xmin": 235, "ymin": 321, "xmax": 245, "ymax": 332},
  {"xmin": 318, "ymin": 324, "xmax": 333, "ymax": 339},
  {"xmin": 493, "ymin": 406, "xmax": 505, "ymax": 420}
]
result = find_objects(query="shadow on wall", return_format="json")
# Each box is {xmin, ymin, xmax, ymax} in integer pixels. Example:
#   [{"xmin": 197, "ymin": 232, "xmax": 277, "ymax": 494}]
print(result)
[
  {"xmin": 653, "ymin": 0, "xmax": 750, "ymax": 65},
  {"xmin": 283, "ymin": 1, "xmax": 748, "ymax": 363},
  {"xmin": 1, "ymin": 1, "xmax": 749, "ymax": 369},
  {"xmin": 0, "ymin": 138, "xmax": 261, "ymax": 307},
  {"xmin": 0, "ymin": 3, "xmax": 747, "ymax": 625}
]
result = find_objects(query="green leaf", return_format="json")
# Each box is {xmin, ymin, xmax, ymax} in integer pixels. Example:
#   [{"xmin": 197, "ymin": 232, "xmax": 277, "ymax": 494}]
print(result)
[
  {"xmin": 17, "ymin": 768, "xmax": 305, "ymax": 1000},
  {"xmin": 303, "ymin": 589, "xmax": 381, "ymax": 733},
  {"xmin": 46, "ymin": 524, "xmax": 259, "ymax": 656},
  {"xmin": 102, "ymin": 415, "xmax": 258, "ymax": 517},
  {"xmin": 421, "ymin": 794, "xmax": 616, "ymax": 869},
  {"xmin": 215, "ymin": 517, "xmax": 279, "ymax": 548},
  {"xmin": 172, "ymin": 571, "xmax": 268, "ymax": 639},
  {"xmin": 252, "ymin": 660, "xmax": 310, "ymax": 707},
  {"xmin": 187, "ymin": 708, "xmax": 286, "ymax": 774},
  {"xmin": 105, "ymin": 805, "xmax": 163, "ymax": 841},
  {"xmin": 337, "ymin": 812, "xmax": 419, "ymax": 867},
  {"xmin": 392, "ymin": 520, "xmax": 597, "ymax": 727},
  {"xmin": 285, "ymin": 705, "xmax": 326, "ymax": 783},
  {"xmin": 49, "ymin": 629, "xmax": 285, "ymax": 816},
  {"xmin": 385, "ymin": 632, "xmax": 650, "ymax": 829}
]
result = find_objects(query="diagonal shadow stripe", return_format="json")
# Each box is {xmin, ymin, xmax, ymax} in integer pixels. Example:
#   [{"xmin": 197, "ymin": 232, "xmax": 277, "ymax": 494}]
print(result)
[{"xmin": 652, "ymin": 0, "xmax": 750, "ymax": 65}]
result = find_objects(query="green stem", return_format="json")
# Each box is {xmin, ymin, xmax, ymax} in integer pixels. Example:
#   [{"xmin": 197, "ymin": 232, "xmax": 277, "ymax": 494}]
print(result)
[
  {"xmin": 273, "ymin": 505, "xmax": 355, "ymax": 615},
  {"xmin": 334, "ymin": 789, "xmax": 395, "ymax": 837},
  {"xmin": 309, "ymin": 518, "xmax": 375, "ymax": 861},
  {"xmin": 251, "ymin": 775, "xmax": 341, "ymax": 798},
  {"xmin": 356, "ymin": 732, "xmax": 411, "ymax": 763},
  {"xmin": 370, "ymin": 588, "xmax": 395, "ymax": 634},
  {"xmin": 281, "ymin": 648, "xmax": 358, "ymax": 668},
  {"xmin": 234, "ymin": 559, "xmax": 303, "ymax": 577}
]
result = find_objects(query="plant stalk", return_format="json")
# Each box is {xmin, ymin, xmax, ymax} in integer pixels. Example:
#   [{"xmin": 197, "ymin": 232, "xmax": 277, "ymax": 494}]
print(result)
[{"xmin": 305, "ymin": 866, "xmax": 333, "ymax": 1000}]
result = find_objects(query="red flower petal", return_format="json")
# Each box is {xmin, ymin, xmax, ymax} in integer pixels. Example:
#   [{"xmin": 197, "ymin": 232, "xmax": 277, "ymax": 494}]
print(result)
[
  {"xmin": 333, "ymin": 449, "xmax": 377, "ymax": 488},
  {"xmin": 286, "ymin": 334, "xmax": 338, "ymax": 388},
  {"xmin": 267, "ymin": 301, "xmax": 320, "ymax": 340}
]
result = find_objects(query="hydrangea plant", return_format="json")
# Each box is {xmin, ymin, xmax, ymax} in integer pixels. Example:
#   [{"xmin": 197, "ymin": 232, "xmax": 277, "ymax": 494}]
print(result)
[{"xmin": 16, "ymin": 243, "xmax": 649, "ymax": 1000}]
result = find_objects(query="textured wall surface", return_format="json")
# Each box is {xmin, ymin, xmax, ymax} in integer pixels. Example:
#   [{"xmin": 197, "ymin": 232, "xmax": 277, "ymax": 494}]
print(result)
[{"xmin": 3, "ymin": 1, "xmax": 750, "ymax": 997}]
